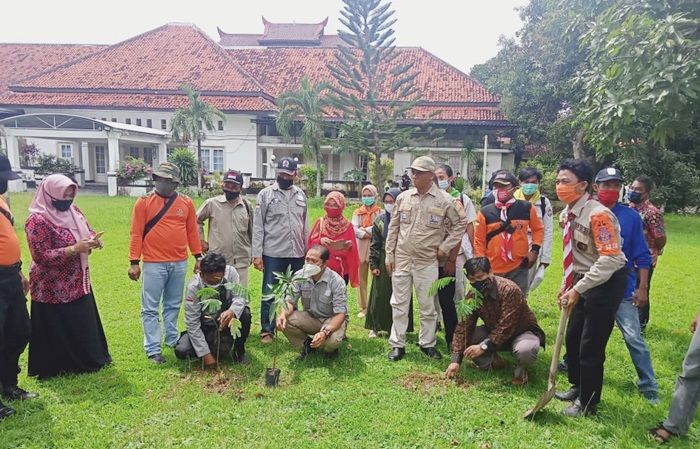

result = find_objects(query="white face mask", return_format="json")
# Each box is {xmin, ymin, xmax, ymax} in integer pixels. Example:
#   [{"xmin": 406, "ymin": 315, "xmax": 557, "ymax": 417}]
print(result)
[
  {"xmin": 384, "ymin": 204, "xmax": 394, "ymax": 214},
  {"xmin": 302, "ymin": 263, "xmax": 322, "ymax": 278}
]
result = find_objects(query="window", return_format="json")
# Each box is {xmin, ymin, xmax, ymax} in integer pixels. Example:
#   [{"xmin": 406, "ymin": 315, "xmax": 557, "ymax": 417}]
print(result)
[
  {"xmin": 200, "ymin": 148, "xmax": 210, "ymax": 171},
  {"xmin": 212, "ymin": 149, "xmax": 224, "ymax": 172},
  {"xmin": 125, "ymin": 118, "xmax": 131, "ymax": 125},
  {"xmin": 136, "ymin": 118, "xmax": 142, "ymax": 127},
  {"xmin": 217, "ymin": 120, "xmax": 224, "ymax": 131},
  {"xmin": 101, "ymin": 117, "xmax": 107, "ymax": 121},
  {"xmin": 60, "ymin": 144, "xmax": 73, "ymax": 160},
  {"xmin": 129, "ymin": 147, "xmax": 140, "ymax": 159},
  {"xmin": 161, "ymin": 119, "xmax": 167, "ymax": 130},
  {"xmin": 111, "ymin": 118, "xmax": 117, "ymax": 122},
  {"xmin": 146, "ymin": 119, "xmax": 152, "ymax": 128},
  {"xmin": 95, "ymin": 146, "xmax": 106, "ymax": 174},
  {"xmin": 143, "ymin": 147, "xmax": 154, "ymax": 166}
]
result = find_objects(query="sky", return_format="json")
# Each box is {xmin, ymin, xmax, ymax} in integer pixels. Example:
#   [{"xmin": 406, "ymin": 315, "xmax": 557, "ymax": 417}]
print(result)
[{"xmin": 0, "ymin": 0, "xmax": 529, "ymax": 73}]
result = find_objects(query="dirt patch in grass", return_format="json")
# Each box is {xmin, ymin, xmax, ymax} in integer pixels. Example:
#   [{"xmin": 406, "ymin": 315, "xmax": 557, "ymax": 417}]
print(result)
[{"xmin": 401, "ymin": 371, "xmax": 470, "ymax": 395}]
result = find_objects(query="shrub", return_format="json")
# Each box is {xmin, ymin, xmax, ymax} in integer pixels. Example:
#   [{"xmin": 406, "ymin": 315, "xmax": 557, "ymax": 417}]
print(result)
[
  {"xmin": 116, "ymin": 157, "xmax": 152, "ymax": 184},
  {"xmin": 19, "ymin": 142, "xmax": 40, "ymax": 168},
  {"xmin": 299, "ymin": 164, "xmax": 326, "ymax": 197},
  {"xmin": 168, "ymin": 147, "xmax": 198, "ymax": 186},
  {"xmin": 36, "ymin": 154, "xmax": 78, "ymax": 175}
]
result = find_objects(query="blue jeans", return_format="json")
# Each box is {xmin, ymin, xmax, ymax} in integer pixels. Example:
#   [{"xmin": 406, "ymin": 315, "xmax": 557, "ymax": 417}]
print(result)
[
  {"xmin": 141, "ymin": 261, "xmax": 188, "ymax": 356},
  {"xmin": 615, "ymin": 296, "xmax": 658, "ymax": 394},
  {"xmin": 260, "ymin": 256, "xmax": 304, "ymax": 335}
]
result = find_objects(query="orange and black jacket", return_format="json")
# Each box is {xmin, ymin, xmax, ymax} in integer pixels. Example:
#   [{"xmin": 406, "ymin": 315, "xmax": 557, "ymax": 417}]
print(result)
[{"xmin": 474, "ymin": 200, "xmax": 544, "ymax": 274}]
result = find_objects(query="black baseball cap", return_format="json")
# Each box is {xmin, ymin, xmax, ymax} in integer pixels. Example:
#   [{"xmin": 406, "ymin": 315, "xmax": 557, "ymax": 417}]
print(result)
[
  {"xmin": 595, "ymin": 167, "xmax": 623, "ymax": 183},
  {"xmin": 0, "ymin": 154, "xmax": 20, "ymax": 181},
  {"xmin": 492, "ymin": 170, "xmax": 518, "ymax": 187},
  {"xmin": 223, "ymin": 170, "xmax": 243, "ymax": 185},
  {"xmin": 277, "ymin": 157, "xmax": 298, "ymax": 175}
]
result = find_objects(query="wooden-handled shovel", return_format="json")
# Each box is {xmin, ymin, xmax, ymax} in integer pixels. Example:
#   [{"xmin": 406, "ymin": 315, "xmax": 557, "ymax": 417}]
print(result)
[{"xmin": 524, "ymin": 305, "xmax": 571, "ymax": 419}]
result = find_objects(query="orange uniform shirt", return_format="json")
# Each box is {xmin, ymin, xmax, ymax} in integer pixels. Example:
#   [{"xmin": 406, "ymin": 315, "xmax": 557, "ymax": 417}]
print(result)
[
  {"xmin": 0, "ymin": 196, "xmax": 21, "ymax": 266},
  {"xmin": 474, "ymin": 200, "xmax": 544, "ymax": 274},
  {"xmin": 129, "ymin": 193, "xmax": 202, "ymax": 263}
]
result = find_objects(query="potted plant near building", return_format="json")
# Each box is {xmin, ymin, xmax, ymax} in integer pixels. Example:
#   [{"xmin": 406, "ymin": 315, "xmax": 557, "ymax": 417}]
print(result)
[
  {"xmin": 116, "ymin": 156, "xmax": 152, "ymax": 196},
  {"xmin": 262, "ymin": 267, "xmax": 306, "ymax": 387},
  {"xmin": 35, "ymin": 154, "xmax": 80, "ymax": 183}
]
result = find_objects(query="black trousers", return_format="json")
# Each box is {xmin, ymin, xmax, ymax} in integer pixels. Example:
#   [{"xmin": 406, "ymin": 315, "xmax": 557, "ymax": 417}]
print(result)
[
  {"xmin": 566, "ymin": 268, "xmax": 628, "ymax": 408},
  {"xmin": 437, "ymin": 267, "xmax": 458, "ymax": 352},
  {"xmin": 0, "ymin": 268, "xmax": 30, "ymax": 389},
  {"xmin": 637, "ymin": 265, "xmax": 654, "ymax": 331},
  {"xmin": 175, "ymin": 306, "xmax": 251, "ymax": 361}
]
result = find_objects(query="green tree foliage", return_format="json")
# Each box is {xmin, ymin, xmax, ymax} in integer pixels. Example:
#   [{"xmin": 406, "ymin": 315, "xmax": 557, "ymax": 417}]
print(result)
[
  {"xmin": 170, "ymin": 84, "xmax": 226, "ymax": 187},
  {"xmin": 577, "ymin": 0, "xmax": 700, "ymax": 152},
  {"xmin": 276, "ymin": 77, "xmax": 331, "ymax": 198},
  {"xmin": 328, "ymin": 0, "xmax": 422, "ymax": 188},
  {"xmin": 168, "ymin": 148, "xmax": 199, "ymax": 187}
]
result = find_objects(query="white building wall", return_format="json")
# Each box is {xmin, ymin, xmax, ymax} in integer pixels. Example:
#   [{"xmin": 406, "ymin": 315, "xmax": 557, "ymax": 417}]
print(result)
[{"xmin": 19, "ymin": 107, "xmax": 260, "ymax": 175}]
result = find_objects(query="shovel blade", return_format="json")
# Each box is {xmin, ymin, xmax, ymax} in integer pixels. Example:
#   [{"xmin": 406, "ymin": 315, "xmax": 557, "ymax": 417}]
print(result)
[{"xmin": 524, "ymin": 388, "xmax": 556, "ymax": 419}]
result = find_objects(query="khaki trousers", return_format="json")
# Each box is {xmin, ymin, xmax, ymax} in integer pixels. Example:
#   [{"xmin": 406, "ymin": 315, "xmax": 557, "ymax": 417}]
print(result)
[
  {"xmin": 469, "ymin": 325, "xmax": 540, "ymax": 368},
  {"xmin": 358, "ymin": 261, "xmax": 369, "ymax": 310},
  {"xmin": 236, "ymin": 266, "xmax": 249, "ymax": 289},
  {"xmin": 282, "ymin": 311, "xmax": 346, "ymax": 353},
  {"xmin": 389, "ymin": 262, "xmax": 439, "ymax": 349}
]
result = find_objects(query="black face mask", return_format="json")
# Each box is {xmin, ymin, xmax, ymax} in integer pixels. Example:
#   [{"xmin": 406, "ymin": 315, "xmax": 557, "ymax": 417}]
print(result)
[
  {"xmin": 471, "ymin": 277, "xmax": 493, "ymax": 295},
  {"xmin": 224, "ymin": 190, "xmax": 240, "ymax": 201},
  {"xmin": 277, "ymin": 176, "xmax": 294, "ymax": 190},
  {"xmin": 52, "ymin": 198, "xmax": 74, "ymax": 212},
  {"xmin": 0, "ymin": 180, "xmax": 7, "ymax": 195}
]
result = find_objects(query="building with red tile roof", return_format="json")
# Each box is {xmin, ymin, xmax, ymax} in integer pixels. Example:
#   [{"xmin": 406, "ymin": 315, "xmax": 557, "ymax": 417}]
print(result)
[{"xmin": 0, "ymin": 19, "xmax": 515, "ymax": 196}]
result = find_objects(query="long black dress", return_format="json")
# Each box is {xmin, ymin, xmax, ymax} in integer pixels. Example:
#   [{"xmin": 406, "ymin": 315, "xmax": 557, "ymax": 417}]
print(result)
[
  {"xmin": 29, "ymin": 292, "xmax": 111, "ymax": 379},
  {"xmin": 364, "ymin": 213, "xmax": 414, "ymax": 333}
]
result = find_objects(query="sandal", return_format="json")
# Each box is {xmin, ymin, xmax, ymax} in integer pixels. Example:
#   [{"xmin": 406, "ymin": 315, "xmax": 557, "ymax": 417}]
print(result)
[{"xmin": 649, "ymin": 423, "xmax": 676, "ymax": 444}]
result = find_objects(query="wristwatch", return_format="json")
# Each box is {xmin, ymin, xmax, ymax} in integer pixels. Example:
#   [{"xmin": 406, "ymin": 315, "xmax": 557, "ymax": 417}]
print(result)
[
  {"xmin": 480, "ymin": 342, "xmax": 489, "ymax": 352},
  {"xmin": 321, "ymin": 327, "xmax": 332, "ymax": 338}
]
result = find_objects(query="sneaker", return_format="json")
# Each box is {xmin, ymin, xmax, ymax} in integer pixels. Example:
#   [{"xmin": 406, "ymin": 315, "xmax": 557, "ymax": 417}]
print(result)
[
  {"xmin": 561, "ymin": 398, "xmax": 597, "ymax": 417},
  {"xmin": 148, "ymin": 353, "xmax": 166, "ymax": 364},
  {"xmin": 368, "ymin": 330, "xmax": 378, "ymax": 338},
  {"xmin": 642, "ymin": 391, "xmax": 660, "ymax": 406},
  {"xmin": 558, "ymin": 359, "xmax": 568, "ymax": 373}
]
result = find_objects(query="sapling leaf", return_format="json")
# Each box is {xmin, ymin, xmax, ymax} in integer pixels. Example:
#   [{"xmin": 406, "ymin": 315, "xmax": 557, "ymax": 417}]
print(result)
[
  {"xmin": 200, "ymin": 298, "xmax": 222, "ymax": 315},
  {"xmin": 229, "ymin": 318, "xmax": 242, "ymax": 338}
]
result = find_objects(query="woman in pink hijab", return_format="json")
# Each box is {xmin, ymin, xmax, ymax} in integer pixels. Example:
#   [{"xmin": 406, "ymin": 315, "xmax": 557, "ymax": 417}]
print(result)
[{"xmin": 25, "ymin": 174, "xmax": 111, "ymax": 379}]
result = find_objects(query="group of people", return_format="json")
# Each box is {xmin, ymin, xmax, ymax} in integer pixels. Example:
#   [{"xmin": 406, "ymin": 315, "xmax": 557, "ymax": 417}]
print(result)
[{"xmin": 0, "ymin": 151, "xmax": 698, "ymax": 443}]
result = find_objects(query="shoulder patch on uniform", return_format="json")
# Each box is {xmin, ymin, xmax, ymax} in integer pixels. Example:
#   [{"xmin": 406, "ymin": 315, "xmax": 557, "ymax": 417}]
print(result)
[{"xmin": 590, "ymin": 211, "xmax": 621, "ymax": 256}]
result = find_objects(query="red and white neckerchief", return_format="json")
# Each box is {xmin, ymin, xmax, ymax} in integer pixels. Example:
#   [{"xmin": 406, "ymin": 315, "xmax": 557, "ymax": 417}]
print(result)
[
  {"xmin": 562, "ymin": 211, "xmax": 576, "ymax": 290},
  {"xmin": 494, "ymin": 197, "xmax": 516, "ymax": 261}
]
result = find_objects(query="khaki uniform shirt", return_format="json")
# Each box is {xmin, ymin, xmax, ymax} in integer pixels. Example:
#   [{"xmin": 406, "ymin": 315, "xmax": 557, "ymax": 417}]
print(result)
[
  {"xmin": 252, "ymin": 184, "xmax": 309, "ymax": 259},
  {"xmin": 385, "ymin": 183, "xmax": 468, "ymax": 271},
  {"xmin": 197, "ymin": 195, "xmax": 253, "ymax": 269},
  {"xmin": 287, "ymin": 268, "xmax": 348, "ymax": 320},
  {"xmin": 559, "ymin": 195, "xmax": 627, "ymax": 295}
]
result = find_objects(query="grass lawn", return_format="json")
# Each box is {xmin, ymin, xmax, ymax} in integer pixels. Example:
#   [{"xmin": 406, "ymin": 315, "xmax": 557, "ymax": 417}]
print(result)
[{"xmin": 1, "ymin": 192, "xmax": 699, "ymax": 449}]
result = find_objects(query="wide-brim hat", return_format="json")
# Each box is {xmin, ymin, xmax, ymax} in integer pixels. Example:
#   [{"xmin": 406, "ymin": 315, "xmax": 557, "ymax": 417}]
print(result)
[
  {"xmin": 152, "ymin": 162, "xmax": 181, "ymax": 183},
  {"xmin": 409, "ymin": 156, "xmax": 436, "ymax": 173}
]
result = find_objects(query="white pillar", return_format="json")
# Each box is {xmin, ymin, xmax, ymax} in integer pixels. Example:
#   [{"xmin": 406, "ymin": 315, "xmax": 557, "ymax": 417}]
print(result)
[
  {"xmin": 107, "ymin": 133, "xmax": 120, "ymax": 197},
  {"xmin": 5, "ymin": 135, "xmax": 25, "ymax": 192},
  {"xmin": 81, "ymin": 141, "xmax": 92, "ymax": 182},
  {"xmin": 157, "ymin": 142, "xmax": 167, "ymax": 166},
  {"xmin": 5, "ymin": 135, "xmax": 20, "ymax": 169}
]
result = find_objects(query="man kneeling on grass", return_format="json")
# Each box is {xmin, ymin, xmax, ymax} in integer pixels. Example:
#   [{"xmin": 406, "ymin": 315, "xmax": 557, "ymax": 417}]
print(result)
[
  {"xmin": 445, "ymin": 257, "xmax": 545, "ymax": 385},
  {"xmin": 276, "ymin": 245, "xmax": 348, "ymax": 360},
  {"xmin": 174, "ymin": 253, "xmax": 251, "ymax": 367}
]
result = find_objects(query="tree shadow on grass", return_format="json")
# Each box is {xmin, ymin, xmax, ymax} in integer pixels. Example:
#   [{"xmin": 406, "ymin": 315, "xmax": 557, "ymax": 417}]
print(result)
[{"xmin": 36, "ymin": 364, "xmax": 136, "ymax": 405}]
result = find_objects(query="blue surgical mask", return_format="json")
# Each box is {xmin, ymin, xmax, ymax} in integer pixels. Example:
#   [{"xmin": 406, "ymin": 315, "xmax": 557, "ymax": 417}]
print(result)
[
  {"xmin": 437, "ymin": 179, "xmax": 450, "ymax": 190},
  {"xmin": 521, "ymin": 183, "xmax": 538, "ymax": 196},
  {"xmin": 361, "ymin": 197, "xmax": 376, "ymax": 207},
  {"xmin": 627, "ymin": 191, "xmax": 642, "ymax": 204}
]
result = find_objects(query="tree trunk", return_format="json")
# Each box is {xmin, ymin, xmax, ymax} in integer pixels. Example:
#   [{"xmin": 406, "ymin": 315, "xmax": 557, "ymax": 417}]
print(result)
[
  {"xmin": 315, "ymin": 143, "xmax": 322, "ymax": 198},
  {"xmin": 373, "ymin": 149, "xmax": 383, "ymax": 189},
  {"xmin": 196, "ymin": 138, "xmax": 203, "ymax": 189},
  {"xmin": 571, "ymin": 128, "xmax": 585, "ymax": 160}
]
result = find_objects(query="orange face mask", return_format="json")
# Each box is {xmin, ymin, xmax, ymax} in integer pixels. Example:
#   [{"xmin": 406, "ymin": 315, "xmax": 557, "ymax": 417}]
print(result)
[{"xmin": 556, "ymin": 183, "xmax": 584, "ymax": 204}]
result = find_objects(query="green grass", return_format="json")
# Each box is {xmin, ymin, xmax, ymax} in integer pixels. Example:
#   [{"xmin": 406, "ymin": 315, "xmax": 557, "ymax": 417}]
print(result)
[{"xmin": 2, "ymin": 193, "xmax": 699, "ymax": 449}]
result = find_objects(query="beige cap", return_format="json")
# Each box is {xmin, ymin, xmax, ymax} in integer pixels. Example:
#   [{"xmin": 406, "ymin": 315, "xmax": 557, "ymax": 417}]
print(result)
[{"xmin": 410, "ymin": 156, "xmax": 436, "ymax": 173}]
